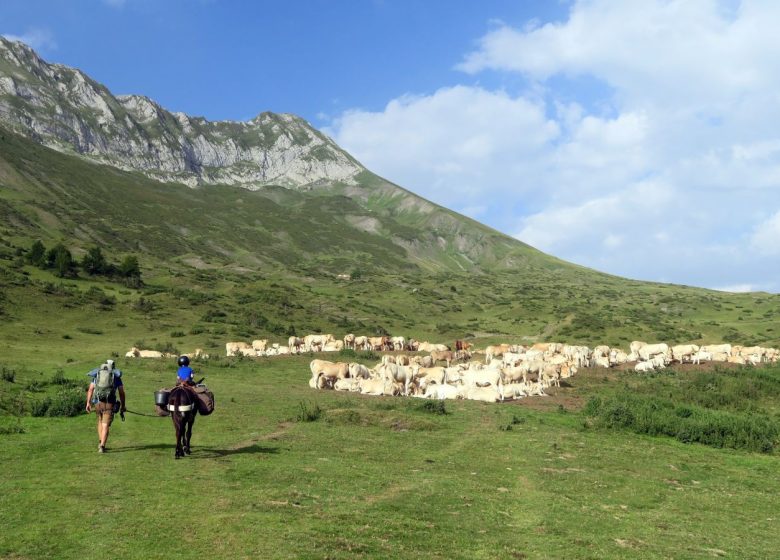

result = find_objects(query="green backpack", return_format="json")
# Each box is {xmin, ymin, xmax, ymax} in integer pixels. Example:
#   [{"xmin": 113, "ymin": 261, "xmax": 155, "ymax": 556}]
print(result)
[{"xmin": 94, "ymin": 364, "xmax": 115, "ymax": 401}]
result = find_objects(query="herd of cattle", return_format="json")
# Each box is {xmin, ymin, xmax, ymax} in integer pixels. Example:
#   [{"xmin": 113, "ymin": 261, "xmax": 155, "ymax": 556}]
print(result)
[
  {"xmin": 123, "ymin": 334, "xmax": 780, "ymax": 403},
  {"xmin": 306, "ymin": 339, "xmax": 780, "ymax": 402}
]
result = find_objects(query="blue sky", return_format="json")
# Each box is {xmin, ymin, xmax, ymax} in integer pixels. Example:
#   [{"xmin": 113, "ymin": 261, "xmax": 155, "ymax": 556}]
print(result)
[
  {"xmin": 4, "ymin": 1, "xmax": 780, "ymax": 293},
  {"xmin": 0, "ymin": 0, "xmax": 567, "ymax": 123}
]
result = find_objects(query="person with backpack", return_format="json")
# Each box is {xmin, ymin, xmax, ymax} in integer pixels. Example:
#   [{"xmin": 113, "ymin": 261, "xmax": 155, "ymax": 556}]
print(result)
[{"xmin": 85, "ymin": 360, "xmax": 126, "ymax": 453}]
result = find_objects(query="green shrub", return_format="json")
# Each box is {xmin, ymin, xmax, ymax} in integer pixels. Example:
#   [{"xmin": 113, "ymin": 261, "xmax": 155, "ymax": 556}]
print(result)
[
  {"xmin": 156, "ymin": 341, "xmax": 178, "ymax": 355},
  {"xmin": 585, "ymin": 392, "xmax": 778, "ymax": 453},
  {"xmin": 24, "ymin": 380, "xmax": 44, "ymax": 392},
  {"xmin": 418, "ymin": 400, "xmax": 448, "ymax": 415},
  {"xmin": 500, "ymin": 414, "xmax": 526, "ymax": 432},
  {"xmin": 296, "ymin": 400, "xmax": 322, "ymax": 422},
  {"xmin": 1, "ymin": 367, "xmax": 15, "ymax": 383},
  {"xmin": 0, "ymin": 423, "xmax": 26, "ymax": 435},
  {"xmin": 30, "ymin": 396, "xmax": 51, "ymax": 417},
  {"xmin": 45, "ymin": 387, "xmax": 84, "ymax": 417},
  {"xmin": 50, "ymin": 369, "xmax": 69, "ymax": 385}
]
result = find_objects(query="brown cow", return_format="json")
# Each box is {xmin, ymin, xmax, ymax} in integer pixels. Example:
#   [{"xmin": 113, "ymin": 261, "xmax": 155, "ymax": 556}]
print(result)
[{"xmin": 430, "ymin": 350, "xmax": 455, "ymax": 367}]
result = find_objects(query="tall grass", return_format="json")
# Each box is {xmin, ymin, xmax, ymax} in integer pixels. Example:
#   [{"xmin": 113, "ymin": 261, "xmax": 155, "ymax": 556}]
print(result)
[{"xmin": 584, "ymin": 366, "xmax": 780, "ymax": 453}]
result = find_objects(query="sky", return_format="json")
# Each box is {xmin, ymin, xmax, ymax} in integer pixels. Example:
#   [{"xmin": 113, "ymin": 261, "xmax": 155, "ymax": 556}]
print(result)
[{"xmin": 3, "ymin": 0, "xmax": 780, "ymax": 293}]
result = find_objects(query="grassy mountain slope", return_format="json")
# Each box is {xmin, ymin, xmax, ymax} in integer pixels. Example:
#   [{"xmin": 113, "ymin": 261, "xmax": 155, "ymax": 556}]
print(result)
[
  {"xmin": 0, "ymin": 126, "xmax": 779, "ymax": 364},
  {"xmin": 0, "ymin": 124, "xmax": 549, "ymax": 275}
]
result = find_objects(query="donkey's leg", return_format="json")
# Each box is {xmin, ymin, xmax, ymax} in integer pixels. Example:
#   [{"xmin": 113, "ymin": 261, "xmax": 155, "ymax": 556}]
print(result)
[
  {"xmin": 174, "ymin": 416, "xmax": 184, "ymax": 459},
  {"xmin": 186, "ymin": 414, "xmax": 196, "ymax": 455}
]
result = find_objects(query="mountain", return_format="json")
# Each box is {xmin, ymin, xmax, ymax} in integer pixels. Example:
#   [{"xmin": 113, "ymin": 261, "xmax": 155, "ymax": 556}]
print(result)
[
  {"xmin": 0, "ymin": 38, "xmax": 778, "ymax": 351},
  {"xmin": 0, "ymin": 37, "xmax": 361, "ymax": 189},
  {"xmin": 0, "ymin": 36, "xmax": 549, "ymax": 272}
]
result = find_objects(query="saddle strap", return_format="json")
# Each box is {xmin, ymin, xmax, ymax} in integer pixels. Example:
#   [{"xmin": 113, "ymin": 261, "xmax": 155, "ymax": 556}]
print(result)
[{"xmin": 167, "ymin": 404, "xmax": 194, "ymax": 412}]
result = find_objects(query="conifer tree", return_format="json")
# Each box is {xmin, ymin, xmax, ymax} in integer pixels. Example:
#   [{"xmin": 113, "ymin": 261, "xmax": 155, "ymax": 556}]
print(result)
[{"xmin": 27, "ymin": 240, "xmax": 46, "ymax": 267}]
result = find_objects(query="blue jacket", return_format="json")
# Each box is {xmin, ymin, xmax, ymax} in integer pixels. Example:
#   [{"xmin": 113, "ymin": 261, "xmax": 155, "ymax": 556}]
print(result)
[{"xmin": 177, "ymin": 365, "xmax": 194, "ymax": 383}]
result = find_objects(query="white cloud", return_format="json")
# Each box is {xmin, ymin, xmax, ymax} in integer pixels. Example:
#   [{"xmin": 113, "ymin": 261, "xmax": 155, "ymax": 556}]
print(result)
[
  {"xmin": 2, "ymin": 28, "xmax": 57, "ymax": 52},
  {"xmin": 713, "ymin": 284, "xmax": 756, "ymax": 294},
  {"xmin": 750, "ymin": 210, "xmax": 780, "ymax": 256},
  {"xmin": 326, "ymin": 86, "xmax": 559, "ymax": 209},
  {"xmin": 328, "ymin": 0, "xmax": 780, "ymax": 293}
]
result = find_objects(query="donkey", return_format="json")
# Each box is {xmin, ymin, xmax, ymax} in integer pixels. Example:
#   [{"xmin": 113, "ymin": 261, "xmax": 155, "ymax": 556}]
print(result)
[{"xmin": 167, "ymin": 385, "xmax": 197, "ymax": 459}]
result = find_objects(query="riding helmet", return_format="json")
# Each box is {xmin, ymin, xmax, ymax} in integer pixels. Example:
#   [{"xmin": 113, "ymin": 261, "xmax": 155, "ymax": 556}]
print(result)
[{"xmin": 177, "ymin": 355, "xmax": 190, "ymax": 367}]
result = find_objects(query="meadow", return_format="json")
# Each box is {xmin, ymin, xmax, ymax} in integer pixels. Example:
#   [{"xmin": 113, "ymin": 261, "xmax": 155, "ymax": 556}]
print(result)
[
  {"xmin": 1, "ymin": 352, "xmax": 779, "ymax": 560},
  {"xmin": 1, "ymin": 122, "xmax": 780, "ymax": 559}
]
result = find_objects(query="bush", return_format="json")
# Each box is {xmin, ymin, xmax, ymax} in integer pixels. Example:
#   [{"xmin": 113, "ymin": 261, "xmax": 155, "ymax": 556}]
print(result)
[
  {"xmin": 1, "ymin": 367, "xmax": 15, "ymax": 383},
  {"xmin": 45, "ymin": 387, "xmax": 85, "ymax": 417},
  {"xmin": 50, "ymin": 369, "xmax": 69, "ymax": 385},
  {"xmin": 132, "ymin": 297, "xmax": 155, "ymax": 313},
  {"xmin": 500, "ymin": 414, "xmax": 527, "ymax": 431},
  {"xmin": 296, "ymin": 400, "xmax": 322, "ymax": 422},
  {"xmin": 0, "ymin": 423, "xmax": 26, "ymax": 435},
  {"xmin": 30, "ymin": 396, "xmax": 51, "ymax": 416},
  {"xmin": 585, "ymin": 392, "xmax": 778, "ymax": 453},
  {"xmin": 156, "ymin": 341, "xmax": 179, "ymax": 355},
  {"xmin": 24, "ymin": 380, "xmax": 44, "ymax": 393},
  {"xmin": 31, "ymin": 387, "xmax": 84, "ymax": 417},
  {"xmin": 418, "ymin": 400, "xmax": 448, "ymax": 415}
]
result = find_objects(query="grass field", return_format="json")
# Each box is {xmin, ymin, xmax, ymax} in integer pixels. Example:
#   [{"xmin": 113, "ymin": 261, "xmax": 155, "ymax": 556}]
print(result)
[
  {"xmin": 1, "ymin": 113, "xmax": 780, "ymax": 559},
  {"xmin": 1, "ymin": 354, "xmax": 778, "ymax": 559}
]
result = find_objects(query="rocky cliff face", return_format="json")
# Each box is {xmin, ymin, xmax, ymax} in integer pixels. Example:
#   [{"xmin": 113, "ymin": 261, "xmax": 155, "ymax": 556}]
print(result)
[{"xmin": 0, "ymin": 38, "xmax": 363, "ymax": 189}]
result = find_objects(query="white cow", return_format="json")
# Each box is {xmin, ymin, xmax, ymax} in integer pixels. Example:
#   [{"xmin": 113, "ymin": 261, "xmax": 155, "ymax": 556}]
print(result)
[
  {"xmin": 126, "ymin": 347, "xmax": 164, "ymax": 358},
  {"xmin": 226, "ymin": 341, "xmax": 253, "ymax": 357},
  {"xmin": 635, "ymin": 361, "xmax": 655, "ymax": 372},
  {"xmin": 638, "ymin": 343, "xmax": 669, "ymax": 362},
  {"xmin": 354, "ymin": 336, "xmax": 369, "ymax": 350},
  {"xmin": 288, "ymin": 336, "xmax": 304, "ymax": 354},
  {"xmin": 334, "ymin": 378, "xmax": 361, "ymax": 392},
  {"xmin": 358, "ymin": 378, "xmax": 399, "ymax": 396},
  {"xmin": 701, "ymin": 344, "xmax": 732, "ymax": 356},
  {"xmin": 464, "ymin": 386, "xmax": 502, "ymax": 403},
  {"xmin": 304, "ymin": 334, "xmax": 335, "ymax": 352},
  {"xmin": 390, "ymin": 336, "xmax": 406, "ymax": 351},
  {"xmin": 376, "ymin": 362, "xmax": 417, "ymax": 396},
  {"xmin": 348, "ymin": 363, "xmax": 371, "ymax": 380},
  {"xmin": 423, "ymin": 383, "xmax": 462, "ymax": 400},
  {"xmin": 671, "ymin": 344, "xmax": 699, "ymax": 364},
  {"xmin": 691, "ymin": 350, "xmax": 712, "ymax": 365}
]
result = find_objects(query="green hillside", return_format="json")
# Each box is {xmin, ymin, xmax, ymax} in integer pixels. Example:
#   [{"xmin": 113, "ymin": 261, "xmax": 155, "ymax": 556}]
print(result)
[{"xmin": 0, "ymin": 125, "xmax": 779, "ymax": 365}]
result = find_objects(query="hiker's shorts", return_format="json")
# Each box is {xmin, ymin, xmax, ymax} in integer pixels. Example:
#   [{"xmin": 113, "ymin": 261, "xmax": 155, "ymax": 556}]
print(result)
[{"xmin": 95, "ymin": 402, "xmax": 115, "ymax": 426}]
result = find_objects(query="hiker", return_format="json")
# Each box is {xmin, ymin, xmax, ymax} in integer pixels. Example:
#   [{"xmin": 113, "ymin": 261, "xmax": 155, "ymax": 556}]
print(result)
[
  {"xmin": 85, "ymin": 360, "xmax": 126, "ymax": 453},
  {"xmin": 176, "ymin": 355, "xmax": 195, "ymax": 386}
]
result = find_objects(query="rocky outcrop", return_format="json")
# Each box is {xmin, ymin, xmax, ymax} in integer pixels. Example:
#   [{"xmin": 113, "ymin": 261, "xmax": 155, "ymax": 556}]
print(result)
[{"xmin": 0, "ymin": 37, "xmax": 364, "ymax": 189}]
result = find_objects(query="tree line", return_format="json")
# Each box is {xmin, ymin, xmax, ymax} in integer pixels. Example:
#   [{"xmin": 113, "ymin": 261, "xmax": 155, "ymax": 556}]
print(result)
[{"xmin": 25, "ymin": 241, "xmax": 142, "ymax": 287}]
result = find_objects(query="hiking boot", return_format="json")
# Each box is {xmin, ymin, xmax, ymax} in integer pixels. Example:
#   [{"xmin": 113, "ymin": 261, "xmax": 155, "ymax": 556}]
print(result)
[{"xmin": 98, "ymin": 445, "xmax": 106, "ymax": 453}]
